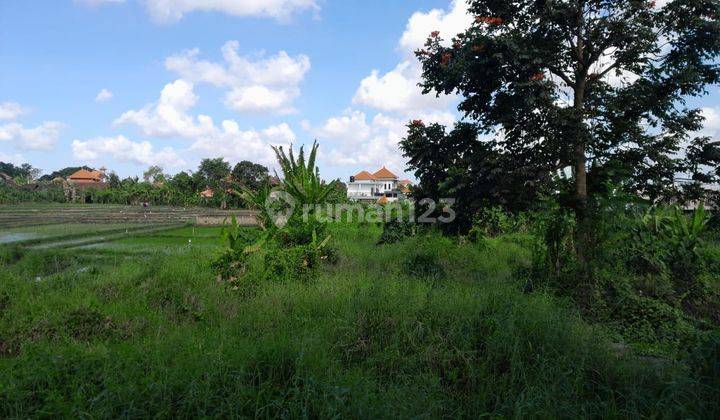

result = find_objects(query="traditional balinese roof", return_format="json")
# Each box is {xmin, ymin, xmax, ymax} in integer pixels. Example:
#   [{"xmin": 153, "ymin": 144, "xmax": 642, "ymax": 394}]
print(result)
[
  {"xmin": 373, "ymin": 166, "xmax": 397, "ymax": 179},
  {"xmin": 200, "ymin": 188, "xmax": 214, "ymax": 198},
  {"xmin": 354, "ymin": 170, "xmax": 375, "ymax": 181},
  {"xmin": 376, "ymin": 196, "xmax": 389, "ymax": 205},
  {"xmin": 68, "ymin": 169, "xmax": 103, "ymax": 182}
]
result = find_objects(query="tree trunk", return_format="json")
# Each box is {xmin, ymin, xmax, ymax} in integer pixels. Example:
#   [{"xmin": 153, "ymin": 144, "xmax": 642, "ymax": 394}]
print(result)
[
  {"xmin": 572, "ymin": 0, "xmax": 590, "ymax": 280},
  {"xmin": 573, "ymin": 77, "xmax": 589, "ymax": 280}
]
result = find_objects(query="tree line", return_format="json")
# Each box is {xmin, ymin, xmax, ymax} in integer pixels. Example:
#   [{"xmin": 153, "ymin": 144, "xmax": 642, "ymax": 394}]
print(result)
[{"xmin": 0, "ymin": 158, "xmax": 347, "ymax": 208}]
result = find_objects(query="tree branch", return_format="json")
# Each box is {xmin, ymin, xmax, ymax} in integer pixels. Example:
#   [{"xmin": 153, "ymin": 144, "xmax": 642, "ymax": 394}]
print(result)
[
  {"xmin": 548, "ymin": 66, "xmax": 575, "ymax": 88},
  {"xmin": 588, "ymin": 60, "xmax": 621, "ymax": 83}
]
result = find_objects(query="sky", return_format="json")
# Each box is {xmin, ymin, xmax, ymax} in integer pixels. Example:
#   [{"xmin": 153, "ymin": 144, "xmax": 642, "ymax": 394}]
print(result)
[{"xmin": 1, "ymin": 0, "xmax": 719, "ymax": 182}]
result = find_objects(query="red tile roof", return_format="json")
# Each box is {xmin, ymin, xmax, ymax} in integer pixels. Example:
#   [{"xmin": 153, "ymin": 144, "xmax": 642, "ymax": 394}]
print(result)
[
  {"xmin": 373, "ymin": 166, "xmax": 397, "ymax": 179},
  {"xmin": 68, "ymin": 169, "xmax": 103, "ymax": 182},
  {"xmin": 354, "ymin": 170, "xmax": 375, "ymax": 181}
]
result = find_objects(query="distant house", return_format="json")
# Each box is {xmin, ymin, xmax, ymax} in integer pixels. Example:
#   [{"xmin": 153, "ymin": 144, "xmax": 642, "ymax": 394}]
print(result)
[
  {"xmin": 346, "ymin": 167, "xmax": 412, "ymax": 203},
  {"xmin": 200, "ymin": 188, "xmax": 214, "ymax": 198},
  {"xmin": 68, "ymin": 167, "xmax": 106, "ymax": 185},
  {"xmin": 65, "ymin": 167, "xmax": 108, "ymax": 202}
]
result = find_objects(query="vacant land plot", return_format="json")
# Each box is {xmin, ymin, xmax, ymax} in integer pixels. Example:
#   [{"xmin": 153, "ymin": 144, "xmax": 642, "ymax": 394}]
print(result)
[{"xmin": 1, "ymin": 214, "xmax": 718, "ymax": 418}]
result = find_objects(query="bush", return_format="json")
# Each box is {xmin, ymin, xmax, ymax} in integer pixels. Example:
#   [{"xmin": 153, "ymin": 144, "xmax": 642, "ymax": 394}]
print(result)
[
  {"xmin": 611, "ymin": 294, "xmax": 699, "ymax": 355},
  {"xmin": 470, "ymin": 206, "xmax": 530, "ymax": 238},
  {"xmin": 378, "ymin": 219, "xmax": 414, "ymax": 244},
  {"xmin": 275, "ymin": 215, "xmax": 327, "ymax": 247},
  {"xmin": 264, "ymin": 245, "xmax": 319, "ymax": 283},
  {"xmin": 211, "ymin": 249, "xmax": 249, "ymax": 283}
]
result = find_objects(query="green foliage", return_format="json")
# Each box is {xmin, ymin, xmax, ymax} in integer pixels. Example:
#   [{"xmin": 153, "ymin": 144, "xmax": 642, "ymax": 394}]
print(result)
[
  {"xmin": 627, "ymin": 205, "xmax": 710, "ymax": 290},
  {"xmin": 197, "ymin": 158, "xmax": 231, "ymax": 190},
  {"xmin": 469, "ymin": 206, "xmax": 530, "ymax": 238},
  {"xmin": 1, "ymin": 221, "xmax": 720, "ymax": 417},
  {"xmin": 272, "ymin": 141, "xmax": 338, "ymax": 207},
  {"xmin": 412, "ymin": 0, "xmax": 720, "ymax": 212},
  {"xmin": 403, "ymin": 251, "xmax": 445, "ymax": 280},
  {"xmin": 1, "ymin": 162, "xmax": 41, "ymax": 179},
  {"xmin": 401, "ymin": 122, "xmax": 549, "ymax": 233},
  {"xmin": 231, "ymin": 160, "xmax": 269, "ymax": 190},
  {"xmin": 211, "ymin": 215, "xmax": 261, "ymax": 288},
  {"xmin": 264, "ymin": 244, "xmax": 319, "ymax": 283},
  {"xmin": 377, "ymin": 219, "xmax": 414, "ymax": 244},
  {"xmin": 275, "ymin": 215, "xmax": 327, "ymax": 247}
]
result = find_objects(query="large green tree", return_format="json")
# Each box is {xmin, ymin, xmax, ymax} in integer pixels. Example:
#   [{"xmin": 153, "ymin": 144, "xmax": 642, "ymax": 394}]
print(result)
[
  {"xmin": 231, "ymin": 160, "xmax": 269, "ymax": 190},
  {"xmin": 197, "ymin": 158, "xmax": 231, "ymax": 190},
  {"xmin": 411, "ymin": 0, "xmax": 720, "ymax": 270}
]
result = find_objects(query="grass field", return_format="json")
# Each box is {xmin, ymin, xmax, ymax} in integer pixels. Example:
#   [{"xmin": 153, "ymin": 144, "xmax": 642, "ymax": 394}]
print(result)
[{"xmin": 0, "ymin": 214, "xmax": 718, "ymax": 417}]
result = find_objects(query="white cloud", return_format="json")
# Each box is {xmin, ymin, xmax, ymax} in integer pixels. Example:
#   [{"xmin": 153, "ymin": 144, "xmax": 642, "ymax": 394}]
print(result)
[
  {"xmin": 115, "ymin": 79, "xmax": 297, "ymax": 167},
  {"xmin": 315, "ymin": 109, "xmax": 371, "ymax": 142},
  {"xmin": 309, "ymin": 109, "xmax": 455, "ymax": 172},
  {"xmin": 95, "ymin": 89, "xmax": 114, "ymax": 102},
  {"xmin": 352, "ymin": 0, "xmax": 470, "ymax": 116},
  {"xmin": 699, "ymin": 107, "xmax": 720, "ymax": 138},
  {"xmin": 353, "ymin": 61, "xmax": 455, "ymax": 114},
  {"xmin": 323, "ymin": 1, "xmax": 469, "ymax": 172},
  {"xmin": 114, "ymin": 79, "xmax": 213, "ymax": 138},
  {"xmin": 189, "ymin": 122, "xmax": 295, "ymax": 167},
  {"xmin": 398, "ymin": 0, "xmax": 472, "ymax": 56},
  {"xmin": 141, "ymin": 0, "xmax": 319, "ymax": 23},
  {"xmin": 0, "ymin": 102, "xmax": 28, "ymax": 120},
  {"xmin": 72, "ymin": 135, "xmax": 186, "ymax": 168},
  {"xmin": 165, "ymin": 41, "xmax": 309, "ymax": 114},
  {"xmin": 0, "ymin": 121, "xmax": 64, "ymax": 150},
  {"xmin": 0, "ymin": 152, "xmax": 25, "ymax": 165},
  {"xmin": 224, "ymin": 85, "xmax": 296, "ymax": 114}
]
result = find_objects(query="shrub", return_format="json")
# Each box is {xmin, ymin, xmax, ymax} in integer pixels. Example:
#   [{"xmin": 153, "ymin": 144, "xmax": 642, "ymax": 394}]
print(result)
[
  {"xmin": 275, "ymin": 215, "xmax": 327, "ymax": 247},
  {"xmin": 211, "ymin": 249, "xmax": 249, "ymax": 283},
  {"xmin": 264, "ymin": 245, "xmax": 319, "ymax": 283},
  {"xmin": 470, "ymin": 206, "xmax": 530, "ymax": 238},
  {"xmin": 627, "ymin": 205, "xmax": 710, "ymax": 292},
  {"xmin": 212, "ymin": 215, "xmax": 261, "ymax": 288},
  {"xmin": 378, "ymin": 219, "xmax": 414, "ymax": 244}
]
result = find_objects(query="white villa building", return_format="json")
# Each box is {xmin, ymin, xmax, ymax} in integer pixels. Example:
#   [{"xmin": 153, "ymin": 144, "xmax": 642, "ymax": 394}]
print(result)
[{"xmin": 346, "ymin": 167, "xmax": 412, "ymax": 203}]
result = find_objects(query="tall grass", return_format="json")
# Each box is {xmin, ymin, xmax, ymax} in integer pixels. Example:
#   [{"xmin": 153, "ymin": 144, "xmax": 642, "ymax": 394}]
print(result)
[{"xmin": 0, "ymin": 223, "xmax": 717, "ymax": 417}]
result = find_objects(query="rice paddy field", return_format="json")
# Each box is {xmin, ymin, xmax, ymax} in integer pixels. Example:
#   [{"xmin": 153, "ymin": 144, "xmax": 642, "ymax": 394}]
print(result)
[{"xmin": 1, "ymin": 205, "xmax": 718, "ymax": 418}]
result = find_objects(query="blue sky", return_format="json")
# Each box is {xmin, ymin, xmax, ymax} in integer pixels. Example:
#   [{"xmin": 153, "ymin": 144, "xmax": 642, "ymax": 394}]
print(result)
[{"xmin": 1, "ymin": 0, "xmax": 718, "ymax": 181}]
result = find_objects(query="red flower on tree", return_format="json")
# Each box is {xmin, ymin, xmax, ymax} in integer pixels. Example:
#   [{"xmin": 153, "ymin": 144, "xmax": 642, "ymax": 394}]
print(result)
[
  {"xmin": 476, "ymin": 16, "xmax": 504, "ymax": 25},
  {"xmin": 529, "ymin": 72, "xmax": 545, "ymax": 81},
  {"xmin": 411, "ymin": 120, "xmax": 424, "ymax": 127},
  {"xmin": 440, "ymin": 52, "xmax": 453, "ymax": 65},
  {"xmin": 430, "ymin": 30, "xmax": 440, "ymax": 38}
]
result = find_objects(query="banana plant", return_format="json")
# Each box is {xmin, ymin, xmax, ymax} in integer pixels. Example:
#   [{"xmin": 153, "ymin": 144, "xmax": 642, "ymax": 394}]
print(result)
[{"xmin": 271, "ymin": 140, "xmax": 337, "ymax": 207}]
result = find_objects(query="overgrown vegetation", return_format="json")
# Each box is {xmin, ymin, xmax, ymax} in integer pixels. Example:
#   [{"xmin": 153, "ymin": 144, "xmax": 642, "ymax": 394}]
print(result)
[{"xmin": 2, "ymin": 218, "xmax": 719, "ymax": 417}]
